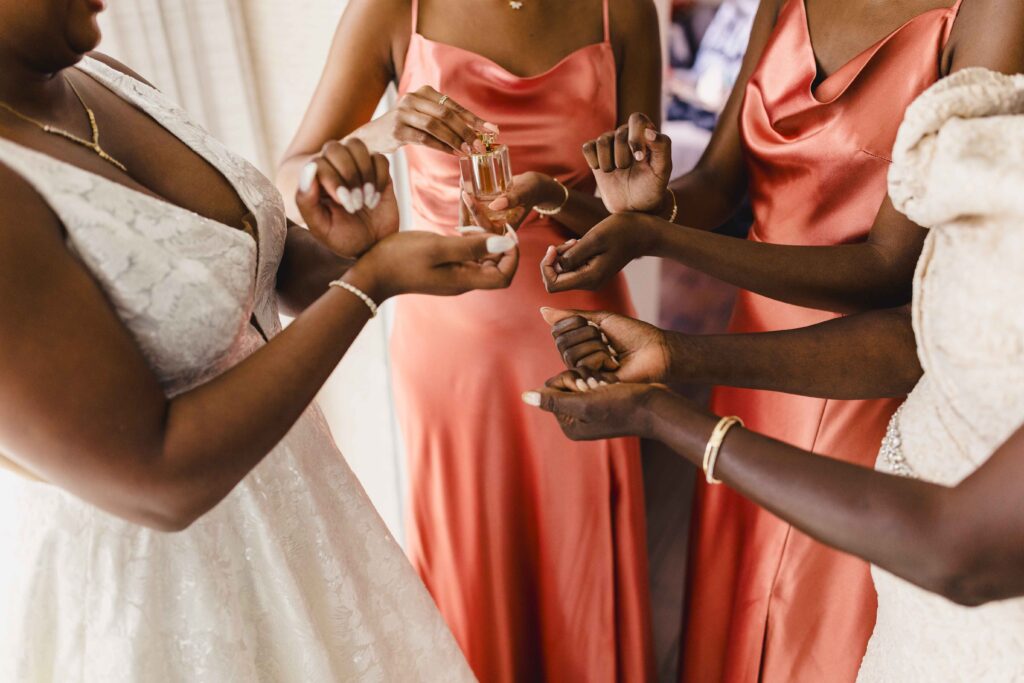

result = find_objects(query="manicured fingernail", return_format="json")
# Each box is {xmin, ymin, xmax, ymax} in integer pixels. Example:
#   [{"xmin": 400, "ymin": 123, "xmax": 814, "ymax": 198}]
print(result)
[
  {"xmin": 474, "ymin": 140, "xmax": 487, "ymax": 153},
  {"xmin": 575, "ymin": 379, "xmax": 589, "ymax": 392},
  {"xmin": 462, "ymin": 142, "xmax": 473, "ymax": 155},
  {"xmin": 489, "ymin": 196, "xmax": 510, "ymax": 211},
  {"xmin": 363, "ymin": 183, "xmax": 375, "ymax": 201},
  {"xmin": 587, "ymin": 378, "xmax": 600, "ymax": 389},
  {"xmin": 350, "ymin": 187, "xmax": 364, "ymax": 211},
  {"xmin": 486, "ymin": 234, "xmax": 516, "ymax": 253},
  {"xmin": 544, "ymin": 245, "xmax": 557, "ymax": 260},
  {"xmin": 483, "ymin": 122, "xmax": 500, "ymax": 133},
  {"xmin": 634, "ymin": 150, "xmax": 645, "ymax": 161},
  {"xmin": 555, "ymin": 263, "xmax": 564, "ymax": 274},
  {"xmin": 366, "ymin": 191, "xmax": 381, "ymax": 210},
  {"xmin": 505, "ymin": 224, "xmax": 519, "ymax": 243},
  {"xmin": 335, "ymin": 186, "xmax": 354, "ymax": 213},
  {"xmin": 457, "ymin": 225, "xmax": 487, "ymax": 234},
  {"xmin": 587, "ymin": 321, "xmax": 601, "ymax": 329},
  {"xmin": 522, "ymin": 391, "xmax": 541, "ymax": 406},
  {"xmin": 299, "ymin": 162, "xmax": 317, "ymax": 193},
  {"xmin": 601, "ymin": 333, "xmax": 610, "ymax": 344},
  {"xmin": 645, "ymin": 128, "xmax": 657, "ymax": 141},
  {"xmin": 599, "ymin": 380, "xmax": 609, "ymax": 386},
  {"xmin": 562, "ymin": 239, "xmax": 577, "ymax": 247},
  {"xmin": 540, "ymin": 306, "xmax": 553, "ymax": 314}
]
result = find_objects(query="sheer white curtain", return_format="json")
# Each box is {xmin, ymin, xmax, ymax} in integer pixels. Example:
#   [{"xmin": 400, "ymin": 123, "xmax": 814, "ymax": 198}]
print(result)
[{"xmin": 98, "ymin": 0, "xmax": 408, "ymax": 538}]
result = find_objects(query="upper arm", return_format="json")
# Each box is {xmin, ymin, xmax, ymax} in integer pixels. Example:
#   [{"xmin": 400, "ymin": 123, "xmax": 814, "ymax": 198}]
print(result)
[
  {"xmin": 688, "ymin": 0, "xmax": 784, "ymax": 197},
  {"xmin": 944, "ymin": 0, "xmax": 1024, "ymax": 76},
  {"xmin": 278, "ymin": 0, "xmax": 405, "ymax": 165},
  {"xmin": 613, "ymin": 0, "xmax": 664, "ymax": 126},
  {"xmin": 86, "ymin": 51, "xmax": 158, "ymax": 88},
  {"xmin": 0, "ymin": 164, "xmax": 171, "ymax": 523}
]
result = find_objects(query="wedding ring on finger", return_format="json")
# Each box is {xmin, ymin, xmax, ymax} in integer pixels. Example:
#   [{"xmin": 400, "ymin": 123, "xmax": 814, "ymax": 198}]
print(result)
[{"xmin": 439, "ymin": 94, "xmax": 450, "ymax": 107}]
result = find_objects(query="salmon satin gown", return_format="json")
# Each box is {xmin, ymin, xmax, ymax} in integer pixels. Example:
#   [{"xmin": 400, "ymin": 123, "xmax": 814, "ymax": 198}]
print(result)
[
  {"xmin": 391, "ymin": 2, "xmax": 653, "ymax": 681},
  {"xmin": 680, "ymin": 1, "xmax": 962, "ymax": 681}
]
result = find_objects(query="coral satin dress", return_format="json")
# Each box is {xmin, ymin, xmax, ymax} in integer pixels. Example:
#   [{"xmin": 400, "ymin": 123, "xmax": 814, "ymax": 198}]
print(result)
[
  {"xmin": 681, "ymin": 1, "xmax": 962, "ymax": 682},
  {"xmin": 391, "ymin": 1, "xmax": 653, "ymax": 681}
]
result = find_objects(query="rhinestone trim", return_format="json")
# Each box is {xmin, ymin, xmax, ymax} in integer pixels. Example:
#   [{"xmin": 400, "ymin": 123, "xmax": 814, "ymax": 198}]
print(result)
[{"xmin": 879, "ymin": 405, "xmax": 917, "ymax": 478}]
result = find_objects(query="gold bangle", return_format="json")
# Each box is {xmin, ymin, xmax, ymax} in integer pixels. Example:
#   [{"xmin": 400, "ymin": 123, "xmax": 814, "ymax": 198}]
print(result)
[
  {"xmin": 702, "ymin": 415, "xmax": 744, "ymax": 485},
  {"xmin": 665, "ymin": 188, "xmax": 678, "ymax": 223},
  {"xmin": 535, "ymin": 178, "xmax": 570, "ymax": 216}
]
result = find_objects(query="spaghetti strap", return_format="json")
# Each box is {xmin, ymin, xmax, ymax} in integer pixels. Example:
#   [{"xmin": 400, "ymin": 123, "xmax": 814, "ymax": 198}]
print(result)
[
  {"xmin": 941, "ymin": 0, "xmax": 964, "ymax": 45},
  {"xmin": 411, "ymin": 0, "xmax": 420, "ymax": 34},
  {"xmin": 602, "ymin": 0, "xmax": 610, "ymax": 43}
]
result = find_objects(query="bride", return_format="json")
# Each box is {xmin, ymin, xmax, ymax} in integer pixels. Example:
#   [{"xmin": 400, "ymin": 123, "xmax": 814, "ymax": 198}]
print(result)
[
  {"xmin": 0, "ymin": 1, "xmax": 518, "ymax": 680},
  {"xmin": 530, "ymin": 67, "xmax": 1024, "ymax": 680}
]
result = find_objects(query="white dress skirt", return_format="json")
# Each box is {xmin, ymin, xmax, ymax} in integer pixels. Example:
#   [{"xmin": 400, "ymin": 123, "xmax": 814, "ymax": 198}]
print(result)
[
  {"xmin": 0, "ymin": 57, "xmax": 475, "ymax": 683},
  {"xmin": 857, "ymin": 68, "xmax": 1024, "ymax": 681}
]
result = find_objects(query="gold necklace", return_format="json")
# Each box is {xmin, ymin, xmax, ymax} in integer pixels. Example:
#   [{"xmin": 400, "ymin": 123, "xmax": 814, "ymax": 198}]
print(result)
[{"xmin": 0, "ymin": 74, "xmax": 127, "ymax": 172}]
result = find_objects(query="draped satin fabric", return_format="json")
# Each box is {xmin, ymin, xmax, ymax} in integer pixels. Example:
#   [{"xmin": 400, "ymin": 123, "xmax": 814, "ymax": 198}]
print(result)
[
  {"xmin": 391, "ymin": 1, "xmax": 653, "ymax": 681},
  {"xmin": 680, "ymin": 1, "xmax": 961, "ymax": 682}
]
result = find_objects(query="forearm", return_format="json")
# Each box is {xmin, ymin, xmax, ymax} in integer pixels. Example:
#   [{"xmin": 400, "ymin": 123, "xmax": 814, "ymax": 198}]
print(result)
[
  {"xmin": 151, "ymin": 277, "xmax": 375, "ymax": 528},
  {"xmin": 650, "ymin": 220, "xmax": 916, "ymax": 313},
  {"xmin": 547, "ymin": 189, "xmax": 611, "ymax": 237},
  {"xmin": 276, "ymin": 223, "xmax": 353, "ymax": 316},
  {"xmin": 668, "ymin": 166, "xmax": 747, "ymax": 231},
  {"xmin": 644, "ymin": 390, "xmax": 960, "ymax": 600},
  {"xmin": 667, "ymin": 308, "xmax": 921, "ymax": 399}
]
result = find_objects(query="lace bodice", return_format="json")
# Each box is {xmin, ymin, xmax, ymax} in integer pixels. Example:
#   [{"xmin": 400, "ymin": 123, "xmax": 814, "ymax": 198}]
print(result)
[
  {"xmin": 858, "ymin": 68, "xmax": 1024, "ymax": 682},
  {"xmin": 0, "ymin": 57, "xmax": 475, "ymax": 682}
]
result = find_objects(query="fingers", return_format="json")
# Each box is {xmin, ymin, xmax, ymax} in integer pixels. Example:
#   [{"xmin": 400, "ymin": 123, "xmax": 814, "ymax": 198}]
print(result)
[
  {"xmin": 544, "ymin": 368, "xmax": 617, "ymax": 393},
  {"xmin": 614, "ymin": 125, "xmax": 633, "ymax": 169},
  {"xmin": 627, "ymin": 112, "xmax": 656, "ymax": 162},
  {"xmin": 462, "ymin": 191, "xmax": 498, "ymax": 232},
  {"xmin": 403, "ymin": 87, "xmax": 498, "ymax": 154},
  {"xmin": 296, "ymin": 161, "xmax": 330, "ymax": 233},
  {"xmin": 595, "ymin": 132, "xmax": 615, "ymax": 173},
  {"xmin": 369, "ymin": 154, "xmax": 391, "ymax": 210},
  {"xmin": 646, "ymin": 128, "xmax": 673, "ymax": 180},
  {"xmin": 556, "ymin": 235, "xmax": 602, "ymax": 273},
  {"xmin": 544, "ymin": 255, "xmax": 609, "ymax": 293},
  {"xmin": 432, "ymin": 230, "xmax": 517, "ymax": 264},
  {"xmin": 582, "ymin": 138, "xmax": 600, "ymax": 170}
]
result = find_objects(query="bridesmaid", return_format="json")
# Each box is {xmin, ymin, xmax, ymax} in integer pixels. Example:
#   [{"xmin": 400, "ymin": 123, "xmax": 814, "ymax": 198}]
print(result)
[
  {"xmin": 278, "ymin": 0, "xmax": 662, "ymax": 680},
  {"xmin": 541, "ymin": 0, "xmax": 1023, "ymax": 681}
]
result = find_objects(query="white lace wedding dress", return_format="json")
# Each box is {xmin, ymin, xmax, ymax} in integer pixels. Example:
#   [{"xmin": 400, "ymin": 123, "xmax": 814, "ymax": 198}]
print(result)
[
  {"xmin": 0, "ymin": 57, "xmax": 475, "ymax": 683},
  {"xmin": 857, "ymin": 68, "xmax": 1024, "ymax": 681}
]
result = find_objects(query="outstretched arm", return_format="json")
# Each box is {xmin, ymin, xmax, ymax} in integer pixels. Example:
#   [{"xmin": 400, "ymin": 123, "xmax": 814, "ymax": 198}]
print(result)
[
  {"xmin": 545, "ymin": 306, "xmax": 921, "ymax": 400},
  {"xmin": 527, "ymin": 380, "xmax": 1024, "ymax": 607}
]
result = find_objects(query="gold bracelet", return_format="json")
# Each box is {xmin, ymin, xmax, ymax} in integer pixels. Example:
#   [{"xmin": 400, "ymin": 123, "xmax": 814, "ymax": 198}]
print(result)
[
  {"xmin": 535, "ymin": 177, "xmax": 570, "ymax": 216},
  {"xmin": 329, "ymin": 279, "xmax": 378, "ymax": 317},
  {"xmin": 702, "ymin": 415, "xmax": 744, "ymax": 485},
  {"xmin": 665, "ymin": 188, "xmax": 678, "ymax": 223}
]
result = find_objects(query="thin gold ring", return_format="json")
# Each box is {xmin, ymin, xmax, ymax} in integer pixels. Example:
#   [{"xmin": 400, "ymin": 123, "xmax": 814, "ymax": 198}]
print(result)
[{"xmin": 438, "ymin": 94, "xmax": 450, "ymax": 107}]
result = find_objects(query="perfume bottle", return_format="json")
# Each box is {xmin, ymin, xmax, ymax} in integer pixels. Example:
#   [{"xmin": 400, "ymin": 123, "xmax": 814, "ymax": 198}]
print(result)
[{"xmin": 460, "ymin": 132, "xmax": 513, "ymax": 231}]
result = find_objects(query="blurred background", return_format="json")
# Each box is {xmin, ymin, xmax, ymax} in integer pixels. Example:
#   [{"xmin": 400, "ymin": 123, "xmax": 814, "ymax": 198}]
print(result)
[{"xmin": 97, "ymin": 2, "xmax": 754, "ymax": 677}]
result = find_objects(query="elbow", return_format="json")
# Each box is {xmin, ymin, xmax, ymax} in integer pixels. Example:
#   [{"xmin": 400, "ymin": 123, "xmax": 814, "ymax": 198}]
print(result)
[
  {"xmin": 928, "ymin": 555, "xmax": 1005, "ymax": 607},
  {"xmin": 123, "ymin": 470, "xmax": 223, "ymax": 533}
]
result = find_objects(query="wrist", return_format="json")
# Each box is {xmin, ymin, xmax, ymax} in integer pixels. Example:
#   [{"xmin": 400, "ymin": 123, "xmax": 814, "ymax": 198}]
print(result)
[
  {"xmin": 535, "ymin": 175, "xmax": 569, "ymax": 212},
  {"xmin": 664, "ymin": 332, "xmax": 694, "ymax": 385},
  {"xmin": 342, "ymin": 256, "xmax": 390, "ymax": 305},
  {"xmin": 636, "ymin": 385, "xmax": 675, "ymax": 440}
]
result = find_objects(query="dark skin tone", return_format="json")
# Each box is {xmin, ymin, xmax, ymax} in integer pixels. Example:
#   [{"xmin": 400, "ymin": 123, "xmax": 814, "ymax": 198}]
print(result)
[
  {"xmin": 542, "ymin": 0, "xmax": 1024, "ymax": 313},
  {"xmin": 0, "ymin": 0, "xmax": 519, "ymax": 529},
  {"xmin": 277, "ymin": 0, "xmax": 664, "ymax": 238},
  {"xmin": 527, "ymin": 301, "xmax": 1024, "ymax": 607}
]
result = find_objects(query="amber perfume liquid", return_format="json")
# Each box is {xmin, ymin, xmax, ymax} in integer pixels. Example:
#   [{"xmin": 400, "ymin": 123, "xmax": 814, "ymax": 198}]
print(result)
[{"xmin": 460, "ymin": 142, "xmax": 513, "ymax": 231}]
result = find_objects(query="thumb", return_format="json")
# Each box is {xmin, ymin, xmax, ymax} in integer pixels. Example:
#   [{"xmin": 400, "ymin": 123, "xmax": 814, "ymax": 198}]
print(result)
[
  {"xmin": 522, "ymin": 387, "xmax": 587, "ymax": 418},
  {"xmin": 296, "ymin": 162, "xmax": 330, "ymax": 236},
  {"xmin": 645, "ymin": 128, "xmax": 673, "ymax": 179},
  {"xmin": 539, "ymin": 307, "xmax": 613, "ymax": 328},
  {"xmin": 435, "ymin": 231, "xmax": 518, "ymax": 263}
]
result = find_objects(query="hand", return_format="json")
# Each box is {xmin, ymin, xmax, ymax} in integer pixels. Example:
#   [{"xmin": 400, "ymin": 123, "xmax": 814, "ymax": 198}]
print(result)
[
  {"xmin": 522, "ymin": 370, "xmax": 666, "ymax": 441},
  {"xmin": 483, "ymin": 172, "xmax": 567, "ymax": 229},
  {"xmin": 583, "ymin": 112, "xmax": 673, "ymax": 214},
  {"xmin": 351, "ymin": 85, "xmax": 498, "ymax": 156},
  {"xmin": 296, "ymin": 139, "xmax": 398, "ymax": 259},
  {"xmin": 540, "ymin": 308, "xmax": 673, "ymax": 383},
  {"xmin": 541, "ymin": 212, "xmax": 664, "ymax": 293},
  {"xmin": 345, "ymin": 228, "xmax": 519, "ymax": 301}
]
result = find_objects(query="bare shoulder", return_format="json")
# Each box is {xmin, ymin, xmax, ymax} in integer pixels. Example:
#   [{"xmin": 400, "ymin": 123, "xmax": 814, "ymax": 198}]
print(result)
[
  {"xmin": 85, "ymin": 51, "xmax": 158, "ymax": 88},
  {"xmin": 609, "ymin": 0, "xmax": 659, "ymax": 37},
  {"xmin": 945, "ymin": 0, "xmax": 1024, "ymax": 75}
]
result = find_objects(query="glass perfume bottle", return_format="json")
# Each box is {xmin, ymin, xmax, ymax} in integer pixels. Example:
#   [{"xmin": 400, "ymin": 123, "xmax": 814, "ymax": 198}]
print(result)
[{"xmin": 460, "ymin": 132, "xmax": 513, "ymax": 231}]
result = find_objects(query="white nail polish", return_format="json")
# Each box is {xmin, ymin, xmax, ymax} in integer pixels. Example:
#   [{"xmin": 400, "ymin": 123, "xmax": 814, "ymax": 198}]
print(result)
[
  {"xmin": 350, "ymin": 187, "xmax": 364, "ymax": 211},
  {"xmin": 298, "ymin": 162, "xmax": 317, "ymax": 193},
  {"xmin": 575, "ymin": 379, "xmax": 589, "ymax": 392},
  {"xmin": 335, "ymin": 187, "xmax": 354, "ymax": 213},
  {"xmin": 457, "ymin": 225, "xmax": 487, "ymax": 234},
  {"xmin": 634, "ymin": 150, "xmax": 644, "ymax": 161},
  {"xmin": 599, "ymin": 381, "xmax": 609, "ymax": 386},
  {"xmin": 363, "ymin": 183, "xmax": 375, "ymax": 201},
  {"xmin": 522, "ymin": 391, "xmax": 541, "ymax": 407},
  {"xmin": 486, "ymin": 235, "xmax": 516, "ymax": 254},
  {"xmin": 587, "ymin": 378, "xmax": 600, "ymax": 389},
  {"xmin": 365, "ymin": 192, "xmax": 381, "ymax": 210}
]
